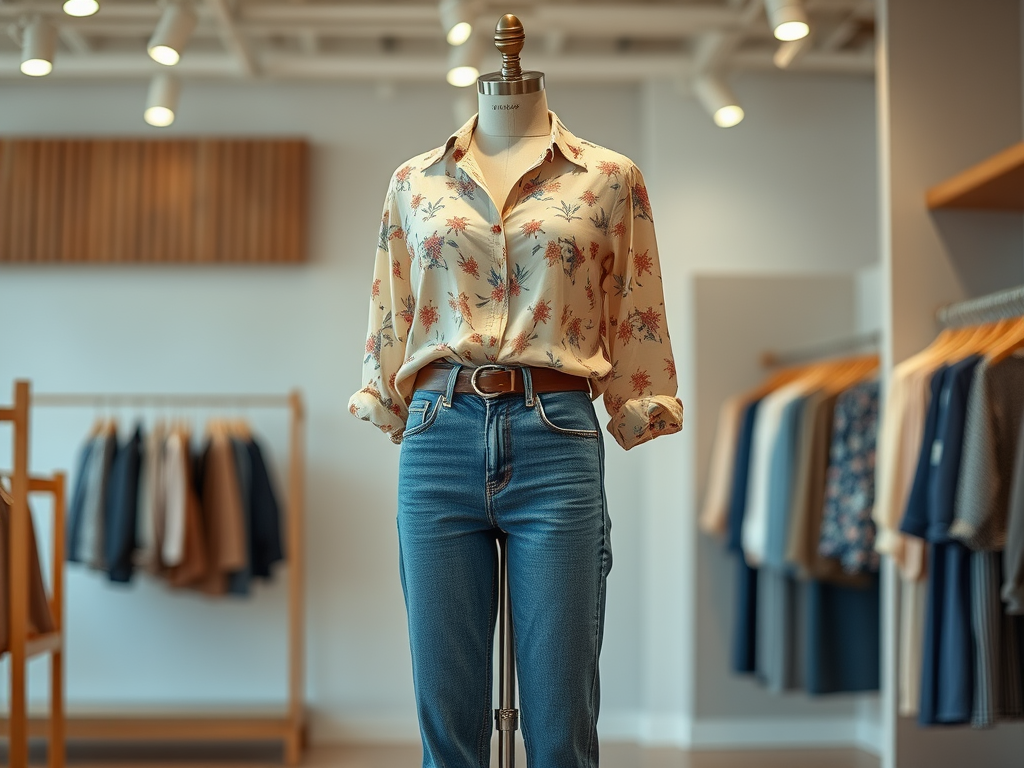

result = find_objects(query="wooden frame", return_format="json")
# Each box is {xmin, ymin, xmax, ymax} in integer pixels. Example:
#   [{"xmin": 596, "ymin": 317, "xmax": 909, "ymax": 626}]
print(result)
[
  {"xmin": 0, "ymin": 380, "xmax": 67, "ymax": 768},
  {"xmin": 2, "ymin": 388, "xmax": 306, "ymax": 765}
]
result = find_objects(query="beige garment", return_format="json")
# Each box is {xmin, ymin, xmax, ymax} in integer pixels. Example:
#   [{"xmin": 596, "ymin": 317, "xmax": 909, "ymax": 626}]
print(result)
[
  {"xmin": 899, "ymin": 577, "xmax": 928, "ymax": 716},
  {"xmin": 166, "ymin": 427, "xmax": 208, "ymax": 589},
  {"xmin": 197, "ymin": 431, "xmax": 247, "ymax": 596},
  {"xmin": 161, "ymin": 430, "xmax": 188, "ymax": 567},
  {"xmin": 0, "ymin": 494, "xmax": 57, "ymax": 654},
  {"xmin": 700, "ymin": 395, "xmax": 745, "ymax": 537},
  {"xmin": 135, "ymin": 422, "xmax": 166, "ymax": 575},
  {"xmin": 787, "ymin": 392, "xmax": 871, "ymax": 588}
]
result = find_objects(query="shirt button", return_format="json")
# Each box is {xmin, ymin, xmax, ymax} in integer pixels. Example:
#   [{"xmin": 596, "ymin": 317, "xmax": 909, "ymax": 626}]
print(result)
[{"xmin": 491, "ymin": 224, "xmax": 502, "ymax": 234}]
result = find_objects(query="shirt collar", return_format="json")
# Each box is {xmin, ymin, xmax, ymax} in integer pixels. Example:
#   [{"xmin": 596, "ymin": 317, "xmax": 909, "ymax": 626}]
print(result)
[{"xmin": 422, "ymin": 110, "xmax": 589, "ymax": 171}]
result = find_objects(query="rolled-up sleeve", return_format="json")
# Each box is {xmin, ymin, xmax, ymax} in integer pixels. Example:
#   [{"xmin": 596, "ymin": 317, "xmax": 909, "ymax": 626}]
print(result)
[
  {"xmin": 601, "ymin": 164, "xmax": 683, "ymax": 450},
  {"xmin": 348, "ymin": 174, "xmax": 414, "ymax": 443}
]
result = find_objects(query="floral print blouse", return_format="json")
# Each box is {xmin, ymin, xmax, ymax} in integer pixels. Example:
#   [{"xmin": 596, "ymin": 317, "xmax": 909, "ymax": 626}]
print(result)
[
  {"xmin": 348, "ymin": 111, "xmax": 683, "ymax": 451},
  {"xmin": 819, "ymin": 379, "xmax": 881, "ymax": 574}
]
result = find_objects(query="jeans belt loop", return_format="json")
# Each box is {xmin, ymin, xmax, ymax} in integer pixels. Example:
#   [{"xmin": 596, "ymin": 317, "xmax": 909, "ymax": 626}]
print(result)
[
  {"xmin": 442, "ymin": 363, "xmax": 462, "ymax": 408},
  {"xmin": 522, "ymin": 366, "xmax": 535, "ymax": 408}
]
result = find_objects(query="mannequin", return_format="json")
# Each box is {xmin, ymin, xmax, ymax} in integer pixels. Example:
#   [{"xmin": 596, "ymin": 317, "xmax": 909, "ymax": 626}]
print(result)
[
  {"xmin": 348, "ymin": 13, "xmax": 684, "ymax": 768},
  {"xmin": 469, "ymin": 15, "xmax": 551, "ymax": 214}
]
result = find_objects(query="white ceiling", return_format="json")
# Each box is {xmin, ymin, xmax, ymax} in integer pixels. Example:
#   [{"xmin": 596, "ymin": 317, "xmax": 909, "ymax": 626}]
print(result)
[{"xmin": 0, "ymin": 0, "xmax": 875, "ymax": 82}]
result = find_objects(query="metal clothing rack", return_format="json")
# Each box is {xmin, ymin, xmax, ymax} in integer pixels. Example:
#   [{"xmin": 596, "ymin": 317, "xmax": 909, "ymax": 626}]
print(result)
[
  {"xmin": 0, "ymin": 380, "xmax": 67, "ymax": 768},
  {"xmin": 936, "ymin": 284, "xmax": 1024, "ymax": 328},
  {"xmin": 16, "ymin": 387, "xmax": 307, "ymax": 765}
]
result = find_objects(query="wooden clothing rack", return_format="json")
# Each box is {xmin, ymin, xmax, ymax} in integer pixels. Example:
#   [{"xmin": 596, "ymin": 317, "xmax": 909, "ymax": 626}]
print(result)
[
  {"xmin": 0, "ymin": 380, "xmax": 67, "ymax": 768},
  {"xmin": 7, "ymin": 386, "xmax": 307, "ymax": 765}
]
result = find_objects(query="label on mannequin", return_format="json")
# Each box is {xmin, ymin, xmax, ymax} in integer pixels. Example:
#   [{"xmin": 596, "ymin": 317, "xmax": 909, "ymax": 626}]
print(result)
[{"xmin": 493, "ymin": 104, "xmax": 520, "ymax": 111}]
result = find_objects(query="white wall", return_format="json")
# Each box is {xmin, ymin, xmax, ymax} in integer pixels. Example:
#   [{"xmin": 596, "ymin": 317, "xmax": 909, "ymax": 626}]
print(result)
[
  {"xmin": 640, "ymin": 71, "xmax": 880, "ymax": 747},
  {"xmin": 0, "ymin": 69, "xmax": 881, "ymax": 748}
]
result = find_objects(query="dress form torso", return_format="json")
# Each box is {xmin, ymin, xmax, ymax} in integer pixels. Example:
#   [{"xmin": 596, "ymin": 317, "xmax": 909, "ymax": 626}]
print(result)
[{"xmin": 469, "ymin": 89, "xmax": 551, "ymax": 215}]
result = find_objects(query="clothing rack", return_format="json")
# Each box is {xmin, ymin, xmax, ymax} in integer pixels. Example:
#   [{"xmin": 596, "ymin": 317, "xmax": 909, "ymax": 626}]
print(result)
[
  {"xmin": 760, "ymin": 331, "xmax": 881, "ymax": 368},
  {"xmin": 0, "ymin": 380, "xmax": 67, "ymax": 768},
  {"xmin": 936, "ymin": 284, "xmax": 1024, "ymax": 328},
  {"xmin": 20, "ymin": 388, "xmax": 307, "ymax": 765}
]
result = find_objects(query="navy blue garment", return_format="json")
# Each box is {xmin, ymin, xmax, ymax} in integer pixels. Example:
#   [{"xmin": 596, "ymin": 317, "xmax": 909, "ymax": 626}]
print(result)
[
  {"xmin": 247, "ymin": 438, "xmax": 285, "ymax": 579},
  {"xmin": 900, "ymin": 366, "xmax": 948, "ymax": 539},
  {"xmin": 804, "ymin": 574, "xmax": 880, "ymax": 694},
  {"xmin": 926, "ymin": 356, "xmax": 982, "ymax": 725},
  {"xmin": 104, "ymin": 426, "xmax": 143, "ymax": 583},
  {"xmin": 927, "ymin": 355, "xmax": 983, "ymax": 542},
  {"xmin": 66, "ymin": 437, "xmax": 96, "ymax": 563},
  {"xmin": 727, "ymin": 399, "xmax": 762, "ymax": 674}
]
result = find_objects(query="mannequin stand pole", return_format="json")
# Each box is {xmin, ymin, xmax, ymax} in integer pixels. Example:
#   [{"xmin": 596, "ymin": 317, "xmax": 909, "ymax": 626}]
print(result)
[{"xmin": 496, "ymin": 533, "xmax": 518, "ymax": 768}]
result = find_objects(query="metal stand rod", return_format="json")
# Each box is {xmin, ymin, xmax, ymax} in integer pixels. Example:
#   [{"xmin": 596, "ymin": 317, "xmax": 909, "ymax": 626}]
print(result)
[{"xmin": 495, "ymin": 533, "xmax": 518, "ymax": 768}]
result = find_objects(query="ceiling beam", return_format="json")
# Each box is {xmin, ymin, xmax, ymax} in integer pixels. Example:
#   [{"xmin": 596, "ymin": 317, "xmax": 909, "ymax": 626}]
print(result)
[
  {"xmin": 0, "ymin": 49, "xmax": 875, "ymax": 81},
  {"xmin": 205, "ymin": 0, "xmax": 257, "ymax": 75}
]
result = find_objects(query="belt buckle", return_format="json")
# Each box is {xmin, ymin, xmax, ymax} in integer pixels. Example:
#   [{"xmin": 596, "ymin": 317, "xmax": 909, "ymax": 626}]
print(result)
[{"xmin": 471, "ymin": 365, "xmax": 510, "ymax": 399}]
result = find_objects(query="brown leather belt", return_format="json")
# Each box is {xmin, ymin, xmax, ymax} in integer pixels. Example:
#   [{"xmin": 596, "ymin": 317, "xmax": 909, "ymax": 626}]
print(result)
[{"xmin": 413, "ymin": 362, "xmax": 591, "ymax": 398}]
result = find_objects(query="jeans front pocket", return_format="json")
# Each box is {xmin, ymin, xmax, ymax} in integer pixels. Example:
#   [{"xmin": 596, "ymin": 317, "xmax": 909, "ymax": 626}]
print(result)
[
  {"xmin": 534, "ymin": 391, "xmax": 600, "ymax": 439},
  {"xmin": 402, "ymin": 391, "xmax": 444, "ymax": 439}
]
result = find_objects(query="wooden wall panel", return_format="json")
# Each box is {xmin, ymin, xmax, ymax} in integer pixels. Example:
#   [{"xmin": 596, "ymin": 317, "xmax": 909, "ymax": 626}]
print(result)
[{"xmin": 0, "ymin": 138, "xmax": 308, "ymax": 264}]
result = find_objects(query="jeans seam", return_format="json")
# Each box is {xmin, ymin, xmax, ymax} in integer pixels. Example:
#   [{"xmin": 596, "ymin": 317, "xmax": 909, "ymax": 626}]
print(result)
[{"xmin": 478, "ymin": 549, "xmax": 497, "ymax": 768}]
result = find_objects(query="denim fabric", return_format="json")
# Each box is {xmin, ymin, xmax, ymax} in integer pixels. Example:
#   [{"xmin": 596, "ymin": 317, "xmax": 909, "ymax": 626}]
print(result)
[{"xmin": 396, "ymin": 365, "xmax": 612, "ymax": 768}]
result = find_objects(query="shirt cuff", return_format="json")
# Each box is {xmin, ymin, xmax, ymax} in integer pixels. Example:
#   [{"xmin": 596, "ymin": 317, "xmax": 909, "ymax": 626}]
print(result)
[
  {"xmin": 874, "ymin": 527, "xmax": 905, "ymax": 562},
  {"xmin": 607, "ymin": 395, "xmax": 683, "ymax": 451},
  {"xmin": 348, "ymin": 389, "xmax": 406, "ymax": 444}
]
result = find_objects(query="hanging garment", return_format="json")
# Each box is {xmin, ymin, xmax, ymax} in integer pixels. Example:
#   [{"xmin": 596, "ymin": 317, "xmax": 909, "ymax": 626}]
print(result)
[
  {"xmin": 757, "ymin": 393, "xmax": 811, "ymax": 693},
  {"xmin": 135, "ymin": 422, "xmax": 166, "ymax": 575},
  {"xmin": 743, "ymin": 383, "xmax": 808, "ymax": 567},
  {"xmin": 0, "ymin": 493, "xmax": 57, "ymax": 653},
  {"xmin": 161, "ymin": 429, "xmax": 188, "ymax": 568},
  {"xmin": 700, "ymin": 394, "xmax": 746, "ymax": 537},
  {"xmin": 903, "ymin": 358, "xmax": 981, "ymax": 725},
  {"xmin": 1003, "ymin": 414, "xmax": 1024, "ymax": 614},
  {"xmin": 166, "ymin": 427, "xmax": 208, "ymax": 589},
  {"xmin": 75, "ymin": 427, "xmax": 117, "ymax": 571},
  {"xmin": 818, "ymin": 379, "xmax": 881, "ymax": 575},
  {"xmin": 66, "ymin": 436, "xmax": 96, "ymax": 563},
  {"xmin": 763, "ymin": 395, "xmax": 809, "ymax": 571},
  {"xmin": 804, "ymin": 575, "xmax": 880, "ymax": 695},
  {"xmin": 105, "ymin": 426, "xmax": 143, "ymax": 583},
  {"xmin": 227, "ymin": 437, "xmax": 254, "ymax": 596},
  {"xmin": 197, "ymin": 431, "xmax": 247, "ymax": 596},
  {"xmin": 348, "ymin": 112, "xmax": 683, "ymax": 451},
  {"xmin": 247, "ymin": 438, "xmax": 285, "ymax": 579},
  {"xmin": 950, "ymin": 356, "xmax": 1024, "ymax": 727},
  {"xmin": 727, "ymin": 399, "xmax": 762, "ymax": 675},
  {"xmin": 951, "ymin": 356, "xmax": 1024, "ymax": 550}
]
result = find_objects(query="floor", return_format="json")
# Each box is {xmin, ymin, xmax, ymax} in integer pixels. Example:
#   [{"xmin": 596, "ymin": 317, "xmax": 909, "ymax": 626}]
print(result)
[{"xmin": 23, "ymin": 741, "xmax": 881, "ymax": 768}]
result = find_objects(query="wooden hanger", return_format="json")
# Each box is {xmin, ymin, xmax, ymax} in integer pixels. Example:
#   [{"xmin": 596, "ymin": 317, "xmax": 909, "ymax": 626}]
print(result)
[{"xmin": 984, "ymin": 316, "xmax": 1024, "ymax": 366}]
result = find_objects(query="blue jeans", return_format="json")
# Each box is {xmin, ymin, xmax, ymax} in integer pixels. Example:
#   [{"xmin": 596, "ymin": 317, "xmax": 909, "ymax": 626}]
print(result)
[{"xmin": 397, "ymin": 365, "xmax": 612, "ymax": 768}]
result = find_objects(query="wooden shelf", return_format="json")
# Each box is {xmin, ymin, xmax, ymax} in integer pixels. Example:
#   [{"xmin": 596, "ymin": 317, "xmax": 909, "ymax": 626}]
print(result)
[
  {"xmin": 927, "ymin": 141, "xmax": 1024, "ymax": 210},
  {"xmin": 0, "ymin": 708, "xmax": 305, "ymax": 743}
]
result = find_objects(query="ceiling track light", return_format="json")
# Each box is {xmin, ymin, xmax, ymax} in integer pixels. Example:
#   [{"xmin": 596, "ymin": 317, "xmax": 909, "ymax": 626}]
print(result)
[
  {"xmin": 21, "ymin": 16, "xmax": 56, "ymax": 77},
  {"xmin": 63, "ymin": 0, "xmax": 99, "ymax": 18},
  {"xmin": 446, "ymin": 31, "xmax": 481, "ymax": 87},
  {"xmin": 148, "ymin": 1, "xmax": 197, "ymax": 66},
  {"xmin": 145, "ymin": 73, "xmax": 181, "ymax": 127},
  {"xmin": 764, "ymin": 0, "xmax": 810, "ymax": 42},
  {"xmin": 439, "ymin": 0, "xmax": 477, "ymax": 46},
  {"xmin": 694, "ymin": 74, "xmax": 744, "ymax": 128}
]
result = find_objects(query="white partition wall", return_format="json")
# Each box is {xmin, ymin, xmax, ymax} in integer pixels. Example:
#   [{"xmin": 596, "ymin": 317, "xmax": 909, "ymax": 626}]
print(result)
[{"xmin": 877, "ymin": 0, "xmax": 1024, "ymax": 766}]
